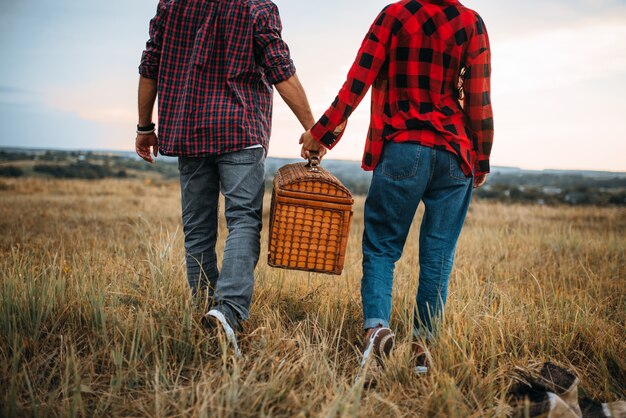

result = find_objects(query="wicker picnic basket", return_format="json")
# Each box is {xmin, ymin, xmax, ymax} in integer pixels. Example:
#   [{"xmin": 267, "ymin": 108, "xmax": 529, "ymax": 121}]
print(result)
[{"xmin": 268, "ymin": 155, "xmax": 354, "ymax": 275}]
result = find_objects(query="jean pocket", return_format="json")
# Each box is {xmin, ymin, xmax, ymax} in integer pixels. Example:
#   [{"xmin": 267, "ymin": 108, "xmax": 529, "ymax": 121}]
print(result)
[
  {"xmin": 449, "ymin": 153, "xmax": 470, "ymax": 181},
  {"xmin": 381, "ymin": 142, "xmax": 422, "ymax": 180},
  {"xmin": 218, "ymin": 148, "xmax": 264, "ymax": 165}
]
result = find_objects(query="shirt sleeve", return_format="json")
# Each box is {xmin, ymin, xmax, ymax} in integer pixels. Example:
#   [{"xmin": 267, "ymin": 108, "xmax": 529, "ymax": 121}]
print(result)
[
  {"xmin": 463, "ymin": 14, "xmax": 494, "ymax": 176},
  {"xmin": 310, "ymin": 6, "xmax": 395, "ymax": 149},
  {"xmin": 253, "ymin": 4, "xmax": 296, "ymax": 85},
  {"xmin": 138, "ymin": 0, "xmax": 169, "ymax": 80}
]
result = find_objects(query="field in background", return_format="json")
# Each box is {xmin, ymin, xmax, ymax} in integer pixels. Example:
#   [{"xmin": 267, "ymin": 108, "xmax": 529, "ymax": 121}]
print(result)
[
  {"xmin": 0, "ymin": 178, "xmax": 624, "ymax": 417},
  {"xmin": 2, "ymin": 148, "xmax": 626, "ymax": 205}
]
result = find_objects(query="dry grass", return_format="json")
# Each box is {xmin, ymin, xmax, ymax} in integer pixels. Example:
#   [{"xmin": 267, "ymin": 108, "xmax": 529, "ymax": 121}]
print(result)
[{"xmin": 0, "ymin": 177, "xmax": 624, "ymax": 417}]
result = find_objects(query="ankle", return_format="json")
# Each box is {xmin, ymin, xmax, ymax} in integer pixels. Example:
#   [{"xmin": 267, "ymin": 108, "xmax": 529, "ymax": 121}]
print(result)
[{"xmin": 364, "ymin": 325, "xmax": 384, "ymax": 341}]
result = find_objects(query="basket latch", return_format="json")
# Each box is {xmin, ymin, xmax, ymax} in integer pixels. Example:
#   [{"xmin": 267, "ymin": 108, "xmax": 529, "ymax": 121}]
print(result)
[{"xmin": 307, "ymin": 151, "xmax": 321, "ymax": 173}]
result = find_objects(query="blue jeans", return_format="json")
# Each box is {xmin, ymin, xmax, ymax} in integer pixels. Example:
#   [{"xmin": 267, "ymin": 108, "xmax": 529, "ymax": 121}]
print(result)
[
  {"xmin": 178, "ymin": 147, "xmax": 265, "ymax": 321},
  {"xmin": 361, "ymin": 142, "xmax": 473, "ymax": 339}
]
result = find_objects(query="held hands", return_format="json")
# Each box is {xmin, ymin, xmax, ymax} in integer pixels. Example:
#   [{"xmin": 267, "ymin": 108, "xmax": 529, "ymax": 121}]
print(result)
[
  {"xmin": 135, "ymin": 132, "xmax": 159, "ymax": 164},
  {"xmin": 299, "ymin": 130, "xmax": 327, "ymax": 161}
]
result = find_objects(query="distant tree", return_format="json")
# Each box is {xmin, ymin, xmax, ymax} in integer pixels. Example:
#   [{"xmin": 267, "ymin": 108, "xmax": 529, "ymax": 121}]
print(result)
[
  {"xmin": 34, "ymin": 162, "xmax": 113, "ymax": 179},
  {"xmin": 0, "ymin": 166, "xmax": 24, "ymax": 177},
  {"xmin": 608, "ymin": 193, "xmax": 626, "ymax": 205}
]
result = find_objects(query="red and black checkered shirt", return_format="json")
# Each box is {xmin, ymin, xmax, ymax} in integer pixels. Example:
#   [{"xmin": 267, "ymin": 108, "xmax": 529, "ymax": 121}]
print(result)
[
  {"xmin": 139, "ymin": 0, "xmax": 296, "ymax": 156},
  {"xmin": 310, "ymin": 0, "xmax": 494, "ymax": 176}
]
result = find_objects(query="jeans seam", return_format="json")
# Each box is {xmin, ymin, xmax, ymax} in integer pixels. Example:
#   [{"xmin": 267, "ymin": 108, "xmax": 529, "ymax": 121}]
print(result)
[
  {"xmin": 449, "ymin": 153, "xmax": 470, "ymax": 181},
  {"xmin": 427, "ymin": 148, "xmax": 436, "ymax": 186}
]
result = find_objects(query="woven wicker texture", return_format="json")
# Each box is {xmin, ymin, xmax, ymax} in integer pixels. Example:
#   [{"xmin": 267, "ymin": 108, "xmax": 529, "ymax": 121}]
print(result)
[
  {"xmin": 268, "ymin": 162, "xmax": 353, "ymax": 275},
  {"xmin": 275, "ymin": 163, "xmax": 352, "ymax": 201}
]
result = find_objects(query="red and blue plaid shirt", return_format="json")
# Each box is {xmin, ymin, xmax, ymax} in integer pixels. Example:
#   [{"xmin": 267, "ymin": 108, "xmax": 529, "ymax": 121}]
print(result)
[
  {"xmin": 310, "ymin": 0, "xmax": 494, "ymax": 176},
  {"xmin": 139, "ymin": 0, "xmax": 296, "ymax": 156}
]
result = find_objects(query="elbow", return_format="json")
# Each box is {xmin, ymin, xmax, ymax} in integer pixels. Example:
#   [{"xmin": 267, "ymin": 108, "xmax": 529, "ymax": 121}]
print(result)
[
  {"xmin": 264, "ymin": 59, "xmax": 296, "ymax": 85},
  {"xmin": 139, "ymin": 49, "xmax": 161, "ymax": 80}
]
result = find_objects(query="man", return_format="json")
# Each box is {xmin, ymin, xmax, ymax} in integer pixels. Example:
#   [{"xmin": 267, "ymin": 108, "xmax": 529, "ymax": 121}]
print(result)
[
  {"xmin": 301, "ymin": 0, "xmax": 493, "ymax": 375},
  {"xmin": 137, "ymin": 0, "xmax": 316, "ymax": 356}
]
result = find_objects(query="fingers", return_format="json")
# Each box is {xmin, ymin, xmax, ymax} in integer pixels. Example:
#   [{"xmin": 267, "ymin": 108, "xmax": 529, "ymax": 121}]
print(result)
[
  {"xmin": 141, "ymin": 151, "xmax": 154, "ymax": 163},
  {"xmin": 473, "ymin": 174, "xmax": 487, "ymax": 188},
  {"xmin": 135, "ymin": 133, "xmax": 157, "ymax": 163},
  {"xmin": 300, "ymin": 130, "xmax": 329, "ymax": 161},
  {"xmin": 136, "ymin": 144, "xmax": 154, "ymax": 164}
]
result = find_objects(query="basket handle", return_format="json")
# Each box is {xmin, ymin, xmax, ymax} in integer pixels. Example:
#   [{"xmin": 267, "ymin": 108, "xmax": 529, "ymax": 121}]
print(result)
[{"xmin": 307, "ymin": 151, "xmax": 321, "ymax": 172}]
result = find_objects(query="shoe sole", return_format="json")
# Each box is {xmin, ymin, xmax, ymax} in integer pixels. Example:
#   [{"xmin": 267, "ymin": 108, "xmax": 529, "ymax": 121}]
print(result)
[
  {"xmin": 413, "ymin": 365, "xmax": 429, "ymax": 375},
  {"xmin": 412, "ymin": 348, "xmax": 430, "ymax": 375},
  {"xmin": 204, "ymin": 309, "xmax": 242, "ymax": 358},
  {"xmin": 356, "ymin": 327, "xmax": 395, "ymax": 383}
]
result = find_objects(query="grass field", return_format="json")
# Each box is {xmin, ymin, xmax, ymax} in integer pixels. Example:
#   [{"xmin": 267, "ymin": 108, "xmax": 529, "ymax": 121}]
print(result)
[{"xmin": 0, "ymin": 178, "xmax": 624, "ymax": 417}]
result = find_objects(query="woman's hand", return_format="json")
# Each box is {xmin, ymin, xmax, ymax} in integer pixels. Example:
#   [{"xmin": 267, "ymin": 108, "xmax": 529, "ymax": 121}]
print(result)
[{"xmin": 474, "ymin": 173, "xmax": 488, "ymax": 188}]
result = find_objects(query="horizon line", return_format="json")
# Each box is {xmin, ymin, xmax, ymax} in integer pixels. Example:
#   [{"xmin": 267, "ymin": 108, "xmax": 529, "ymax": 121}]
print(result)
[{"xmin": 1, "ymin": 145, "xmax": 625, "ymax": 175}]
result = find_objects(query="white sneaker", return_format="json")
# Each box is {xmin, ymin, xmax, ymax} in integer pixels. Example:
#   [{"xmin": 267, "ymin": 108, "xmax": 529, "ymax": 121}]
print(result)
[{"xmin": 204, "ymin": 309, "xmax": 242, "ymax": 358}]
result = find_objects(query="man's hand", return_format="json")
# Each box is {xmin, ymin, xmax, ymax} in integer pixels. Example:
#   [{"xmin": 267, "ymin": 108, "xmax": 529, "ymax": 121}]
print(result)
[
  {"xmin": 299, "ymin": 131, "xmax": 327, "ymax": 160},
  {"xmin": 136, "ymin": 133, "xmax": 159, "ymax": 163},
  {"xmin": 474, "ymin": 173, "xmax": 488, "ymax": 188}
]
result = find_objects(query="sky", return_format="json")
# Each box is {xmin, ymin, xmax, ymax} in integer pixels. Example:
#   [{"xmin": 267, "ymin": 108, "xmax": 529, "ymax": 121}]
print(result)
[{"xmin": 0, "ymin": 0, "xmax": 625, "ymax": 172}]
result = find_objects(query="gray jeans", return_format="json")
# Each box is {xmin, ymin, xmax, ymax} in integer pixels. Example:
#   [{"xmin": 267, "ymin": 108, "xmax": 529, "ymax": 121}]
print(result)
[{"xmin": 178, "ymin": 147, "xmax": 265, "ymax": 321}]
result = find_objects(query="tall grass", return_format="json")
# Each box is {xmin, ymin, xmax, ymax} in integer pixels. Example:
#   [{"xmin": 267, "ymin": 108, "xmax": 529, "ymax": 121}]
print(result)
[{"xmin": 0, "ymin": 178, "xmax": 624, "ymax": 417}]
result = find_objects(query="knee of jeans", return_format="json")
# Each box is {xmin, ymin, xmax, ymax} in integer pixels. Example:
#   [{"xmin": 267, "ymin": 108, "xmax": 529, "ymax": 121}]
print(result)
[
  {"xmin": 363, "ymin": 252, "xmax": 401, "ymax": 270},
  {"xmin": 420, "ymin": 251, "xmax": 454, "ymax": 275},
  {"xmin": 186, "ymin": 252, "xmax": 217, "ymax": 267},
  {"xmin": 184, "ymin": 233, "xmax": 217, "ymax": 253},
  {"xmin": 419, "ymin": 234, "xmax": 457, "ymax": 255},
  {"xmin": 182, "ymin": 218, "xmax": 217, "ymax": 244},
  {"xmin": 225, "ymin": 211, "xmax": 262, "ymax": 233},
  {"xmin": 363, "ymin": 234, "xmax": 405, "ymax": 261}
]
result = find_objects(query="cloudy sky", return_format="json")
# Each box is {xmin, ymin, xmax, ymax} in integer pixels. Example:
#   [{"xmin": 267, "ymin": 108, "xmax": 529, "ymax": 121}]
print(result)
[{"xmin": 1, "ymin": 0, "xmax": 625, "ymax": 171}]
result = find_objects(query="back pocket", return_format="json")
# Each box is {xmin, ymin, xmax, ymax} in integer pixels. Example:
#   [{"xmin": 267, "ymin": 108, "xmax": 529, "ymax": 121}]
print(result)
[
  {"xmin": 381, "ymin": 142, "xmax": 422, "ymax": 180},
  {"xmin": 449, "ymin": 153, "xmax": 470, "ymax": 181},
  {"xmin": 218, "ymin": 148, "xmax": 264, "ymax": 165}
]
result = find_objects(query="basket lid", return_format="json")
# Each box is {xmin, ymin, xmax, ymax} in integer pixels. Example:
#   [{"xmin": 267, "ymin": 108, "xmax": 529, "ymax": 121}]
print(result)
[{"xmin": 274, "ymin": 162, "xmax": 353, "ymax": 204}]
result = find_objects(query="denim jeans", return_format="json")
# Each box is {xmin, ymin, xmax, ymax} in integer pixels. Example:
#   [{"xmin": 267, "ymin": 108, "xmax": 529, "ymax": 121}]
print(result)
[
  {"xmin": 361, "ymin": 142, "xmax": 473, "ymax": 339},
  {"xmin": 178, "ymin": 147, "xmax": 265, "ymax": 321}
]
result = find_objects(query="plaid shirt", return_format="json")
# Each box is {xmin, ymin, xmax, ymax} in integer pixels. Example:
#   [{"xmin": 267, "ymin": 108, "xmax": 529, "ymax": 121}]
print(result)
[
  {"xmin": 139, "ymin": 0, "xmax": 296, "ymax": 156},
  {"xmin": 310, "ymin": 0, "xmax": 494, "ymax": 176}
]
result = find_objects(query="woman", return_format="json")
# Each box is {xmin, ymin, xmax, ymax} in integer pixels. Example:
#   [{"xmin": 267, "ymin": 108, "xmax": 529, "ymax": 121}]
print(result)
[{"xmin": 300, "ymin": 0, "xmax": 494, "ymax": 377}]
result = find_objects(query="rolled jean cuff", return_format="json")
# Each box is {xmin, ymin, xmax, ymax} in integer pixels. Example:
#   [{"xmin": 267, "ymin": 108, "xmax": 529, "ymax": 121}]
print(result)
[{"xmin": 364, "ymin": 318, "xmax": 390, "ymax": 331}]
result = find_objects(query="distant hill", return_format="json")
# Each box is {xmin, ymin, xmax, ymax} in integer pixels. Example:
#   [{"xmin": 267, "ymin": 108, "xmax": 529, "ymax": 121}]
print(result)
[{"xmin": 1, "ymin": 147, "xmax": 624, "ymax": 205}]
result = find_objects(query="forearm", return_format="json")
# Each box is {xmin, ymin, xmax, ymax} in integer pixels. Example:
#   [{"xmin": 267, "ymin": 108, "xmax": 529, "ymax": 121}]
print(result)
[
  {"xmin": 310, "ymin": 8, "xmax": 393, "ymax": 149},
  {"xmin": 138, "ymin": 76, "xmax": 158, "ymax": 126},
  {"xmin": 274, "ymin": 74, "xmax": 315, "ymax": 131},
  {"xmin": 465, "ymin": 67, "xmax": 493, "ymax": 175}
]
